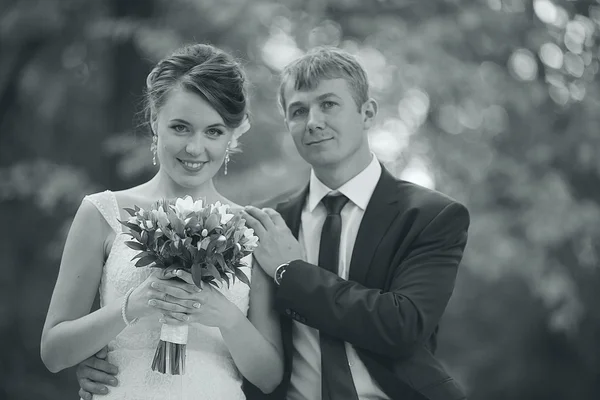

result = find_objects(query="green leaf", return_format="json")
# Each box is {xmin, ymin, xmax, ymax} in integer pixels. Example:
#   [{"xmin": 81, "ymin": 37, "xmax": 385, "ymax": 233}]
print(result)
[
  {"xmin": 195, "ymin": 248, "xmax": 206, "ymax": 263},
  {"xmin": 167, "ymin": 210, "xmax": 185, "ymax": 235},
  {"xmin": 131, "ymin": 251, "xmax": 152, "ymax": 261},
  {"xmin": 205, "ymin": 213, "xmax": 220, "ymax": 232},
  {"xmin": 124, "ymin": 241, "xmax": 146, "ymax": 251},
  {"xmin": 122, "ymin": 221, "xmax": 142, "ymax": 233},
  {"xmin": 205, "ymin": 263, "xmax": 221, "ymax": 280},
  {"xmin": 135, "ymin": 255, "xmax": 156, "ymax": 267},
  {"xmin": 222, "ymin": 273, "xmax": 230, "ymax": 289},
  {"xmin": 141, "ymin": 230, "xmax": 149, "ymax": 245},
  {"xmin": 215, "ymin": 253, "xmax": 227, "ymax": 272},
  {"xmin": 191, "ymin": 263, "xmax": 203, "ymax": 288},
  {"xmin": 127, "ymin": 229, "xmax": 142, "ymax": 243},
  {"xmin": 234, "ymin": 268, "xmax": 250, "ymax": 286}
]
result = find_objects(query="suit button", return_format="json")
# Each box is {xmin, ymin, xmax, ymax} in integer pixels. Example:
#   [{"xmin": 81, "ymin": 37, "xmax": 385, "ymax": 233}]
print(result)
[
  {"xmin": 300, "ymin": 317, "xmax": 306, "ymax": 323},
  {"xmin": 285, "ymin": 309, "xmax": 291, "ymax": 315}
]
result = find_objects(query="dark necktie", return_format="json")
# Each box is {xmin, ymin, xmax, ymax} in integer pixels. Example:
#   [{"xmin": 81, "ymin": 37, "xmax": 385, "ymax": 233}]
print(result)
[{"xmin": 319, "ymin": 194, "xmax": 359, "ymax": 400}]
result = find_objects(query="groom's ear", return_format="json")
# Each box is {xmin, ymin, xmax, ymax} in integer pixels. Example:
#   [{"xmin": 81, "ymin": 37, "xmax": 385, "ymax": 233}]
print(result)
[{"xmin": 362, "ymin": 98, "xmax": 378, "ymax": 130}]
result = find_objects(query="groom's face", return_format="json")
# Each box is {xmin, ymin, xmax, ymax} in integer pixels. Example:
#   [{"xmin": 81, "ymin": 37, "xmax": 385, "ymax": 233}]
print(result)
[{"xmin": 282, "ymin": 78, "xmax": 370, "ymax": 169}]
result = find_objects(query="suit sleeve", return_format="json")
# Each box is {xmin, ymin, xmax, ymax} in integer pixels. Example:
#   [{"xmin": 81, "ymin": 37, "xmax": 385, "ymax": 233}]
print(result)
[{"xmin": 274, "ymin": 201, "xmax": 470, "ymax": 359}]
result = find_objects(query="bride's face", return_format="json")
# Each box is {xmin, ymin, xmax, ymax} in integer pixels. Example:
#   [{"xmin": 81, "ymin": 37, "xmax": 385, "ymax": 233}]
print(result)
[{"xmin": 153, "ymin": 87, "xmax": 233, "ymax": 189}]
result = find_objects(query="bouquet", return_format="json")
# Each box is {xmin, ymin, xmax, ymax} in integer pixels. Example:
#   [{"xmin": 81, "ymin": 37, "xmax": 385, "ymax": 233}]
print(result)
[{"xmin": 119, "ymin": 196, "xmax": 258, "ymax": 375}]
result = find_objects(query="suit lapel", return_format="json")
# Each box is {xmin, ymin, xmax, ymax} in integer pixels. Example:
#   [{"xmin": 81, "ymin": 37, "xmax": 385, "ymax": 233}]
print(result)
[
  {"xmin": 348, "ymin": 167, "xmax": 400, "ymax": 285},
  {"xmin": 276, "ymin": 185, "xmax": 308, "ymax": 239}
]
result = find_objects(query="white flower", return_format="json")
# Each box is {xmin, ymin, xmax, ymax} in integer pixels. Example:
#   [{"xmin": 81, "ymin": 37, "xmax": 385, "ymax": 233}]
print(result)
[
  {"xmin": 198, "ymin": 237, "xmax": 211, "ymax": 250},
  {"xmin": 243, "ymin": 228, "xmax": 255, "ymax": 239},
  {"xmin": 235, "ymin": 116, "xmax": 251, "ymax": 135},
  {"xmin": 243, "ymin": 235, "xmax": 259, "ymax": 250},
  {"xmin": 221, "ymin": 212, "xmax": 234, "ymax": 224},
  {"xmin": 173, "ymin": 196, "xmax": 204, "ymax": 218},
  {"xmin": 201, "ymin": 229, "xmax": 208, "ymax": 237},
  {"xmin": 152, "ymin": 206, "xmax": 170, "ymax": 229},
  {"xmin": 127, "ymin": 216, "xmax": 139, "ymax": 225},
  {"xmin": 209, "ymin": 201, "xmax": 234, "ymax": 224},
  {"xmin": 241, "ymin": 227, "xmax": 259, "ymax": 250},
  {"xmin": 144, "ymin": 220, "xmax": 154, "ymax": 230}
]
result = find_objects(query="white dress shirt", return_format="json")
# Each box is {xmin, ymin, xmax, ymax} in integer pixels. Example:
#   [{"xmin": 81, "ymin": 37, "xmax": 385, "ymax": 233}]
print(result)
[{"xmin": 287, "ymin": 155, "xmax": 390, "ymax": 400}]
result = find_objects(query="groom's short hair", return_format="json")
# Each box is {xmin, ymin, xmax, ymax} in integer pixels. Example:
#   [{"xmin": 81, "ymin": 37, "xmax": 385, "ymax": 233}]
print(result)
[{"xmin": 278, "ymin": 47, "xmax": 370, "ymax": 114}]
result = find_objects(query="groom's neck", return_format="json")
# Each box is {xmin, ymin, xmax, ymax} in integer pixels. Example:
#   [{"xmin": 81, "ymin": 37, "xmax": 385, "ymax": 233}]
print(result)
[{"xmin": 312, "ymin": 149, "xmax": 372, "ymax": 190}]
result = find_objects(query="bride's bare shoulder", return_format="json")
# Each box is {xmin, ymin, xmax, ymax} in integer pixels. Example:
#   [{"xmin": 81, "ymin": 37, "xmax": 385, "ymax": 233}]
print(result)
[{"xmin": 112, "ymin": 186, "xmax": 157, "ymax": 210}]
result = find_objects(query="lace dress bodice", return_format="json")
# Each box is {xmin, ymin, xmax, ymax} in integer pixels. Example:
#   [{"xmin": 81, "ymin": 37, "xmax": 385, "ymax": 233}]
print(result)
[{"xmin": 83, "ymin": 191, "xmax": 251, "ymax": 400}]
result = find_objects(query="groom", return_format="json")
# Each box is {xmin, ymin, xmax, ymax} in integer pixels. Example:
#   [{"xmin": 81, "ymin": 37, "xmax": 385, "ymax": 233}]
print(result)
[
  {"xmin": 76, "ymin": 47, "xmax": 470, "ymax": 400},
  {"xmin": 242, "ymin": 47, "xmax": 469, "ymax": 399}
]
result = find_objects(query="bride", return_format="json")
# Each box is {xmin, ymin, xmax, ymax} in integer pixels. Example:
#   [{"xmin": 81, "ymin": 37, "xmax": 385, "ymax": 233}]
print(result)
[{"xmin": 41, "ymin": 43, "xmax": 283, "ymax": 399}]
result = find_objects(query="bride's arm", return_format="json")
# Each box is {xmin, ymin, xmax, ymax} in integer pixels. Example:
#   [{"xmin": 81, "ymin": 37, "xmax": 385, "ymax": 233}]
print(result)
[
  {"xmin": 41, "ymin": 200, "xmax": 125, "ymax": 372},
  {"xmin": 40, "ymin": 200, "xmax": 162, "ymax": 373},
  {"xmin": 219, "ymin": 261, "xmax": 284, "ymax": 393}
]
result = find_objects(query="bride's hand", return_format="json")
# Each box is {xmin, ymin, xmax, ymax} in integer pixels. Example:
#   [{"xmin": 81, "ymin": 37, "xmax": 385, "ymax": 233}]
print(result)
[
  {"xmin": 151, "ymin": 270, "xmax": 245, "ymax": 331},
  {"xmin": 126, "ymin": 268, "xmax": 201, "ymax": 321}
]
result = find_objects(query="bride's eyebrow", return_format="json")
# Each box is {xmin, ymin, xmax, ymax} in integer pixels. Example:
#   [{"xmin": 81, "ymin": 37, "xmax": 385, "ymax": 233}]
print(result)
[
  {"xmin": 205, "ymin": 123, "xmax": 226, "ymax": 129},
  {"xmin": 169, "ymin": 118, "xmax": 191, "ymax": 125}
]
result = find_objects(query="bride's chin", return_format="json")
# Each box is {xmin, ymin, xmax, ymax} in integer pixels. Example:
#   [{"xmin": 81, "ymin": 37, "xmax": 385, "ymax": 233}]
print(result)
[{"xmin": 172, "ymin": 175, "xmax": 213, "ymax": 188}]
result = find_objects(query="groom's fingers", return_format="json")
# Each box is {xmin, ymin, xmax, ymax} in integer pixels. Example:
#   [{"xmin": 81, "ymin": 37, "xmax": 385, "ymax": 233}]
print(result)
[
  {"xmin": 262, "ymin": 208, "xmax": 287, "ymax": 228},
  {"xmin": 78, "ymin": 377, "xmax": 109, "ymax": 395},
  {"xmin": 241, "ymin": 210, "xmax": 266, "ymax": 237},
  {"xmin": 244, "ymin": 206, "xmax": 275, "ymax": 230},
  {"xmin": 78, "ymin": 388, "xmax": 92, "ymax": 400},
  {"xmin": 81, "ymin": 355, "xmax": 118, "ymax": 376}
]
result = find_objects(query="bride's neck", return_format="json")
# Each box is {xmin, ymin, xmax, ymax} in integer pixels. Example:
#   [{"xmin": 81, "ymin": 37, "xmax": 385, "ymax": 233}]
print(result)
[{"xmin": 144, "ymin": 171, "xmax": 223, "ymax": 203}]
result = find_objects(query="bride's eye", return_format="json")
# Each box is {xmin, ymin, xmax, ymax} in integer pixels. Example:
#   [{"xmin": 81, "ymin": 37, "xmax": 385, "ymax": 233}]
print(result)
[
  {"xmin": 206, "ymin": 128, "xmax": 224, "ymax": 138},
  {"xmin": 171, "ymin": 124, "xmax": 189, "ymax": 133}
]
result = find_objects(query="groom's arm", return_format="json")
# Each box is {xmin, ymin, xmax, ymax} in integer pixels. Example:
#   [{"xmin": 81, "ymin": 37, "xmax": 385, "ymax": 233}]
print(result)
[{"xmin": 274, "ymin": 202, "xmax": 469, "ymax": 359}]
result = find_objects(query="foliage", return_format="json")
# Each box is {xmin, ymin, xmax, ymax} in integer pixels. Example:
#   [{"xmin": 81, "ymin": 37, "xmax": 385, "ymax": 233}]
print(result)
[{"xmin": 1, "ymin": 0, "xmax": 599, "ymax": 398}]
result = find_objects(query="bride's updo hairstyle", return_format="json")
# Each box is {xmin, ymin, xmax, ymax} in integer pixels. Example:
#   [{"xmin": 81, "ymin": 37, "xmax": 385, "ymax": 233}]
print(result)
[{"xmin": 144, "ymin": 44, "xmax": 248, "ymax": 132}]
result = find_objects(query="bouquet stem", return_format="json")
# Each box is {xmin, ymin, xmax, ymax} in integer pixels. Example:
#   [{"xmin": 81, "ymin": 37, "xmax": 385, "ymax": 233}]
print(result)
[{"xmin": 151, "ymin": 323, "xmax": 188, "ymax": 375}]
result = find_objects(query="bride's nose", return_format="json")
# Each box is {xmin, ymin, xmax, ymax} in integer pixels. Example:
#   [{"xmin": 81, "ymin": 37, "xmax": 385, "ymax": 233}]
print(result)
[{"xmin": 185, "ymin": 134, "xmax": 206, "ymax": 156}]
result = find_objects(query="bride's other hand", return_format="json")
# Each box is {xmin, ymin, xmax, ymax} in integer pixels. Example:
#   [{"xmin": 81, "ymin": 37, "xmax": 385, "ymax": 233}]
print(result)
[
  {"xmin": 124, "ymin": 268, "xmax": 199, "ymax": 322},
  {"xmin": 151, "ymin": 270, "xmax": 245, "ymax": 331}
]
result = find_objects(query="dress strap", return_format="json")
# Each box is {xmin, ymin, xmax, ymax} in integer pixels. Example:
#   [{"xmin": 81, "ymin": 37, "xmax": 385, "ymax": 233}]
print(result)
[{"xmin": 83, "ymin": 190, "xmax": 123, "ymax": 234}]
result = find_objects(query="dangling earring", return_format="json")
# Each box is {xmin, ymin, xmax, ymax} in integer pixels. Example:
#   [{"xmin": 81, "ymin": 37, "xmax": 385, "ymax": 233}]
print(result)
[
  {"xmin": 224, "ymin": 141, "xmax": 231, "ymax": 175},
  {"xmin": 151, "ymin": 135, "xmax": 158, "ymax": 166}
]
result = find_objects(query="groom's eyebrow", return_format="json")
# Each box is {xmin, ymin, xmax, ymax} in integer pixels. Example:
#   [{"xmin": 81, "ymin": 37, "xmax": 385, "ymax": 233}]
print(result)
[{"xmin": 287, "ymin": 93, "xmax": 340, "ymax": 112}]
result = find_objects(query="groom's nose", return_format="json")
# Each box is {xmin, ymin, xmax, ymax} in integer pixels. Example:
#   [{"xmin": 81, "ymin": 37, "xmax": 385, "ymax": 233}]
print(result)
[{"xmin": 307, "ymin": 108, "xmax": 326, "ymax": 133}]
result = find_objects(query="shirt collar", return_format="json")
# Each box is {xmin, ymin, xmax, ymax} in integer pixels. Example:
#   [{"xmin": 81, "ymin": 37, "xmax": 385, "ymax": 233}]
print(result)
[{"xmin": 306, "ymin": 154, "xmax": 382, "ymax": 212}]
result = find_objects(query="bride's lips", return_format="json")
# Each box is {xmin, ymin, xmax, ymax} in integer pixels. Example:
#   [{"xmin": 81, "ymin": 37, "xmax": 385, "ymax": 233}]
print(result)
[{"xmin": 177, "ymin": 158, "xmax": 207, "ymax": 172}]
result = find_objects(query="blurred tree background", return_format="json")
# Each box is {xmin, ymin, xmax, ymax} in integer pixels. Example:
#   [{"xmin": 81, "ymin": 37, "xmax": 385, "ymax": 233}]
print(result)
[{"xmin": 1, "ymin": 0, "xmax": 599, "ymax": 398}]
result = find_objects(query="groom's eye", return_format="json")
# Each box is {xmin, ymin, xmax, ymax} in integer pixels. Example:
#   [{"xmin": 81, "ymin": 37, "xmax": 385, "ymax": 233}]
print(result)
[
  {"xmin": 322, "ymin": 101, "xmax": 336, "ymax": 109},
  {"xmin": 291, "ymin": 108, "xmax": 307, "ymax": 118}
]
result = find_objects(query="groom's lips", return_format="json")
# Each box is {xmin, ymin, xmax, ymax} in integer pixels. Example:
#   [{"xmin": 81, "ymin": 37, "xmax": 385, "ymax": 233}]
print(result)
[{"xmin": 306, "ymin": 138, "xmax": 333, "ymax": 145}]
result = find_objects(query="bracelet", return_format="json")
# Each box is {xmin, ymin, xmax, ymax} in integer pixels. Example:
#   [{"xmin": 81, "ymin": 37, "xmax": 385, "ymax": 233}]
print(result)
[{"xmin": 121, "ymin": 287, "xmax": 139, "ymax": 326}]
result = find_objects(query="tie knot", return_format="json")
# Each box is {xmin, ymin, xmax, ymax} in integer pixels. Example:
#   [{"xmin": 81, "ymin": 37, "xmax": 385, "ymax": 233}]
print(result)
[{"xmin": 321, "ymin": 194, "xmax": 349, "ymax": 215}]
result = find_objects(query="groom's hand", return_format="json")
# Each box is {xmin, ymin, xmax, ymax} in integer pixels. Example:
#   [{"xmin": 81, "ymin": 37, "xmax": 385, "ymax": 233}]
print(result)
[
  {"xmin": 76, "ymin": 346, "xmax": 118, "ymax": 399},
  {"xmin": 242, "ymin": 206, "xmax": 304, "ymax": 278}
]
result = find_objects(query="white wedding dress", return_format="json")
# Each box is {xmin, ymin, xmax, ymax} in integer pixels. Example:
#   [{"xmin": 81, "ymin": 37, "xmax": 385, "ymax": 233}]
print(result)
[{"xmin": 83, "ymin": 191, "xmax": 250, "ymax": 400}]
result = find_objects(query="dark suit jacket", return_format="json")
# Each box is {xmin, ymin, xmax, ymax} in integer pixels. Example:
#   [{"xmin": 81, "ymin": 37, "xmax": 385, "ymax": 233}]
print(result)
[{"xmin": 245, "ymin": 166, "xmax": 470, "ymax": 400}]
